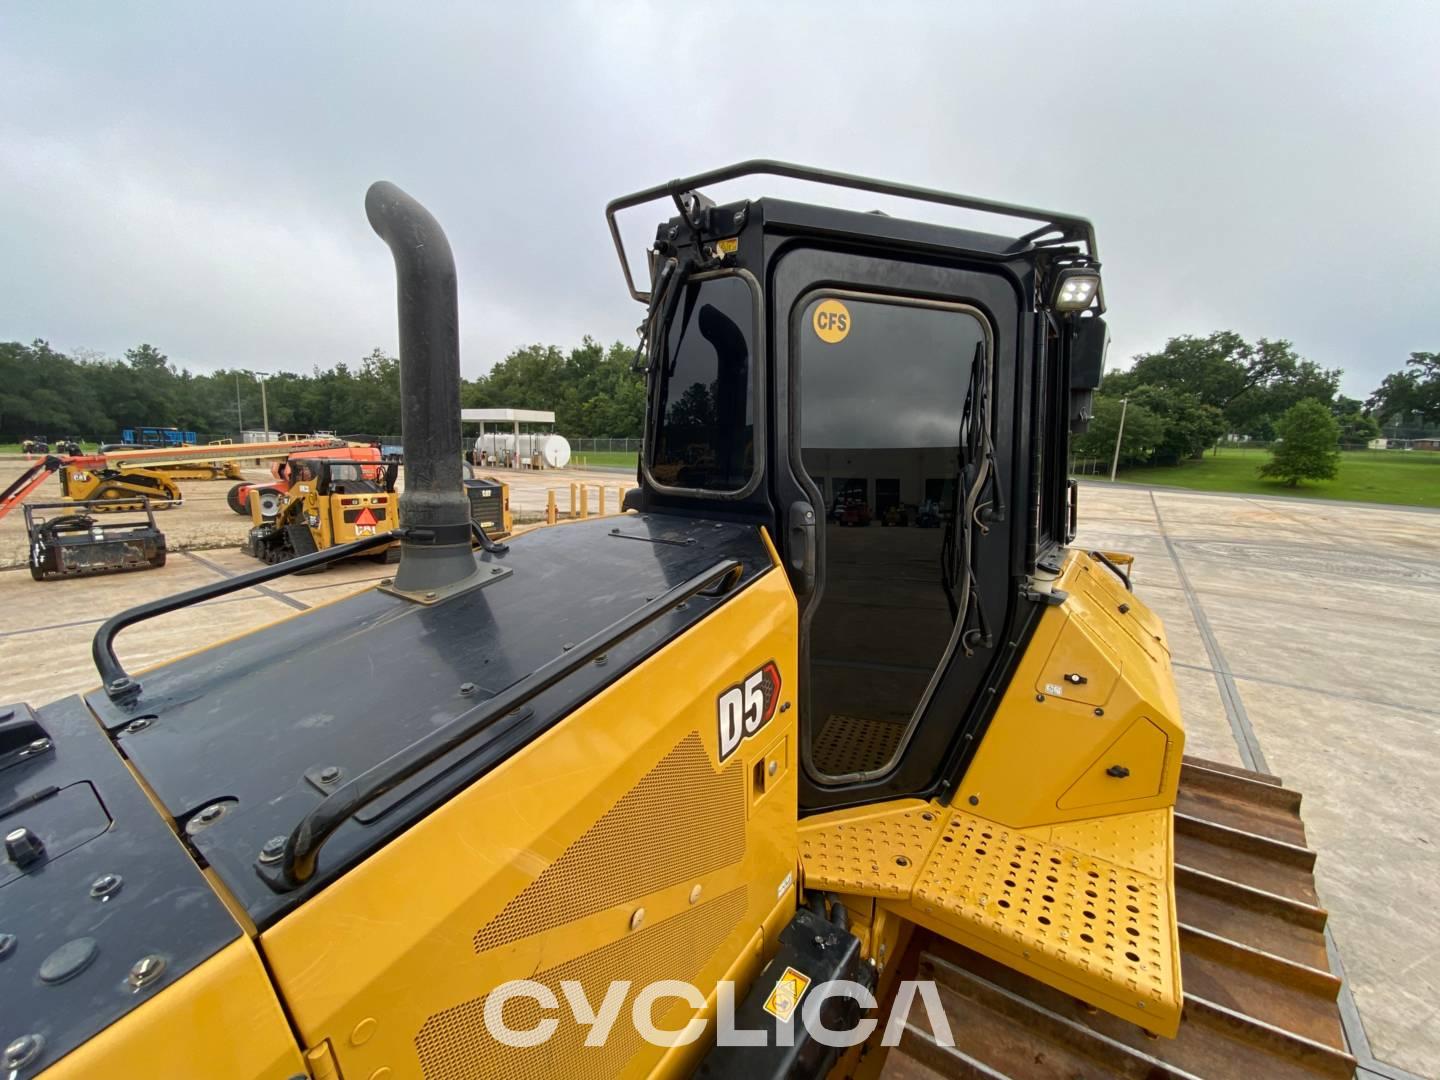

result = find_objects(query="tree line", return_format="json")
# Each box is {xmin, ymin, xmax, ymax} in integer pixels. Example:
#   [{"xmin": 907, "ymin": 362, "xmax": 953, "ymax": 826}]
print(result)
[
  {"xmin": 3, "ymin": 332, "xmax": 1434, "ymax": 468},
  {"xmin": 1073, "ymin": 331, "xmax": 1438, "ymax": 470},
  {"xmin": 0, "ymin": 338, "xmax": 645, "ymax": 444}
]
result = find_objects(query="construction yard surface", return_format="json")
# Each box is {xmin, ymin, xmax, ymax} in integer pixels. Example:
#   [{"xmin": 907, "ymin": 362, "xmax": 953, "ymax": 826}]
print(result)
[{"xmin": 0, "ymin": 477, "xmax": 1435, "ymax": 1076}]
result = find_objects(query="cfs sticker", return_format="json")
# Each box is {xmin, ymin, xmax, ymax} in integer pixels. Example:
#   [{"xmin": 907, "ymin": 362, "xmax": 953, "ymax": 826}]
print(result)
[
  {"xmin": 812, "ymin": 298, "xmax": 851, "ymax": 344},
  {"xmin": 762, "ymin": 966, "xmax": 812, "ymax": 1023},
  {"xmin": 717, "ymin": 660, "xmax": 782, "ymax": 762}
]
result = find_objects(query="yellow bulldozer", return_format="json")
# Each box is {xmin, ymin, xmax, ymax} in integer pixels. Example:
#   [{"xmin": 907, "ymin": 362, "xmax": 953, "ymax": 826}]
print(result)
[{"xmin": 0, "ymin": 164, "xmax": 1347, "ymax": 1079}]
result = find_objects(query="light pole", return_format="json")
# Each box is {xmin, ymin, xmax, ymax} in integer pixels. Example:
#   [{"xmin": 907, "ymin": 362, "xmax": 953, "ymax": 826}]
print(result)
[
  {"xmin": 1109, "ymin": 397, "xmax": 1129, "ymax": 482},
  {"xmin": 235, "ymin": 373, "xmax": 244, "ymax": 434},
  {"xmin": 258, "ymin": 374, "xmax": 270, "ymax": 440}
]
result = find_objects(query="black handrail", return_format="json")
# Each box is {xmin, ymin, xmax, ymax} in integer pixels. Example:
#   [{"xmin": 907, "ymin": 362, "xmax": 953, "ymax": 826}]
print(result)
[
  {"xmin": 605, "ymin": 159, "xmax": 1099, "ymax": 303},
  {"xmin": 93, "ymin": 531, "xmax": 400, "ymax": 703},
  {"xmin": 272, "ymin": 557, "xmax": 745, "ymax": 887},
  {"xmin": 1089, "ymin": 550, "xmax": 1133, "ymax": 592}
]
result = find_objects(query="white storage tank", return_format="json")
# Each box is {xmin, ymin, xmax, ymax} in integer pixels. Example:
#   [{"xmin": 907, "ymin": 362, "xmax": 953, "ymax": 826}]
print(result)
[{"xmin": 472, "ymin": 432, "xmax": 570, "ymax": 469}]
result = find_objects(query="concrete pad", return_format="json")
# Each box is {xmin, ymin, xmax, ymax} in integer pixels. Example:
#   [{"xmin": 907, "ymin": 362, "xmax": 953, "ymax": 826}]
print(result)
[
  {"xmin": 1242, "ymin": 679, "xmax": 1440, "ymax": 1075},
  {"xmin": 2, "ymin": 589, "xmax": 300, "ymax": 705},
  {"xmin": 1170, "ymin": 663, "xmax": 1244, "ymax": 768}
]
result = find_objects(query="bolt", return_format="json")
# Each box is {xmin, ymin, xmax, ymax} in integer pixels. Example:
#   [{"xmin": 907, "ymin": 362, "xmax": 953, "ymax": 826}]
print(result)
[
  {"xmin": 0, "ymin": 932, "xmax": 15, "ymax": 959},
  {"xmin": 197, "ymin": 803, "xmax": 225, "ymax": 823},
  {"xmin": 768, "ymin": 760, "xmax": 778, "ymax": 777},
  {"xmin": 5, "ymin": 827, "xmax": 44, "ymax": 868},
  {"xmin": 89, "ymin": 873, "xmax": 123, "ymax": 899},
  {"xmin": 318, "ymin": 766, "xmax": 341, "ymax": 784},
  {"xmin": 594, "ymin": 654, "xmax": 608, "ymax": 668},
  {"xmin": 128, "ymin": 954, "xmax": 166, "ymax": 989},
  {"xmin": 424, "ymin": 591, "xmax": 437, "ymax": 601},
  {"xmin": 458, "ymin": 682, "xmax": 477, "ymax": 696},
  {"xmin": 380, "ymin": 578, "xmax": 392, "ymax": 586},
  {"xmin": 1094, "ymin": 707, "xmax": 1105, "ymax": 717},
  {"xmin": 109, "ymin": 678, "xmax": 131, "ymax": 691},
  {"xmin": 24, "ymin": 738, "xmax": 51, "ymax": 755},
  {"xmin": 125, "ymin": 717, "xmax": 152, "ymax": 734},
  {"xmin": 780, "ymin": 701, "xmax": 791, "ymax": 712},
  {"xmin": 490, "ymin": 567, "xmax": 503, "ymax": 574},
  {"xmin": 630, "ymin": 907, "xmax": 646, "ymax": 931},
  {"xmin": 1118, "ymin": 602, "xmax": 1131, "ymax": 614},
  {"xmin": 259, "ymin": 836, "xmax": 287, "ymax": 864},
  {"xmin": 968, "ymin": 795, "xmax": 980, "ymax": 806},
  {"xmin": 562, "ymin": 642, "xmax": 575, "ymax": 651},
  {"xmin": 4, "ymin": 1034, "xmax": 43, "ymax": 1071},
  {"xmin": 1035, "ymin": 693, "xmax": 1045, "ymax": 702}
]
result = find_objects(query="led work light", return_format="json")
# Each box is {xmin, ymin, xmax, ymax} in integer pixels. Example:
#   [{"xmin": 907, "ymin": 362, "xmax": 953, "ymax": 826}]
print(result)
[{"xmin": 1052, "ymin": 267, "xmax": 1101, "ymax": 311}]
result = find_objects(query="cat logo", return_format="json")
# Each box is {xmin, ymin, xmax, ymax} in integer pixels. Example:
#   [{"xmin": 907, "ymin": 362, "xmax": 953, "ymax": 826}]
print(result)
[{"xmin": 717, "ymin": 660, "xmax": 782, "ymax": 762}]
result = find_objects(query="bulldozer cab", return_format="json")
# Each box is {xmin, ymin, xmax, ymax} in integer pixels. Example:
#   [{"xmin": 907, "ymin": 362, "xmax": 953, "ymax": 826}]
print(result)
[{"xmin": 615, "ymin": 162, "xmax": 1108, "ymax": 814}]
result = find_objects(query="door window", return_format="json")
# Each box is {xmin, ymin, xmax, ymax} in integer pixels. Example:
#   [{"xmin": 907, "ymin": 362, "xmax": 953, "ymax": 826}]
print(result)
[{"xmin": 796, "ymin": 295, "xmax": 989, "ymax": 780}]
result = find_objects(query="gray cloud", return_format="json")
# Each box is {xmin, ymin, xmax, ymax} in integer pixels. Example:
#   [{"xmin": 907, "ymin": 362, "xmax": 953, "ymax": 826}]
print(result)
[{"xmin": 2, "ymin": 1, "xmax": 1436, "ymax": 398}]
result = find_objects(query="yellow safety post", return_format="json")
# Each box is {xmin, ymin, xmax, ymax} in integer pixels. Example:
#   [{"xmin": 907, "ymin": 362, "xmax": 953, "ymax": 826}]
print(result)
[
  {"xmin": 597, "ymin": 487, "xmax": 607, "ymax": 516},
  {"xmin": 546, "ymin": 490, "xmax": 557, "ymax": 525},
  {"xmin": 569, "ymin": 483, "xmax": 578, "ymax": 520},
  {"xmin": 579, "ymin": 484, "xmax": 589, "ymax": 519}
]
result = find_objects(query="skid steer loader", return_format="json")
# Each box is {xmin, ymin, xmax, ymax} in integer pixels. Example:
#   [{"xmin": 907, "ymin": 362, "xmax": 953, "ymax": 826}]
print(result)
[{"xmin": 0, "ymin": 164, "xmax": 1348, "ymax": 1079}]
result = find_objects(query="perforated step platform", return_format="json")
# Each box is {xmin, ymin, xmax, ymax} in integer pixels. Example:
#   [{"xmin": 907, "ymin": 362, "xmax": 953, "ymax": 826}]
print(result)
[{"xmin": 799, "ymin": 801, "xmax": 1183, "ymax": 1035}]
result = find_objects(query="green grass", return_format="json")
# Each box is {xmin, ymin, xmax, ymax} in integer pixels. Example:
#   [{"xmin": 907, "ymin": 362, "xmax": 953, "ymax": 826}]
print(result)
[
  {"xmin": 571, "ymin": 450, "xmax": 639, "ymax": 469},
  {"xmin": 1095, "ymin": 447, "xmax": 1440, "ymax": 508}
]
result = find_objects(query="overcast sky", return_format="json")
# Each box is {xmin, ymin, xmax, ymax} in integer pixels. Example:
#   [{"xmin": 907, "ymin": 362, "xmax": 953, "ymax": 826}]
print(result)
[{"xmin": 2, "ymin": 2, "xmax": 1436, "ymax": 398}]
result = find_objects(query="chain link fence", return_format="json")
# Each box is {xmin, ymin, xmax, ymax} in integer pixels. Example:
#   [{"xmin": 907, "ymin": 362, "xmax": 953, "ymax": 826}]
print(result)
[{"xmin": 567, "ymin": 437, "xmax": 643, "ymax": 454}]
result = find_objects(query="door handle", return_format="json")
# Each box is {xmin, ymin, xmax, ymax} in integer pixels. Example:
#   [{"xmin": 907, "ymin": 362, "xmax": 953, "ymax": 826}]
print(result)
[{"xmin": 787, "ymin": 500, "xmax": 817, "ymax": 596}]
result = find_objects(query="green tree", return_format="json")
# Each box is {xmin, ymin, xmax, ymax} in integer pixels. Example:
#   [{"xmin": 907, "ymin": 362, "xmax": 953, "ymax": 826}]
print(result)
[
  {"xmin": 1125, "ymin": 385, "xmax": 1228, "ymax": 463},
  {"xmin": 1258, "ymin": 401, "xmax": 1341, "ymax": 487},
  {"xmin": 1072, "ymin": 394, "xmax": 1165, "ymax": 467},
  {"xmin": 1108, "ymin": 332, "xmax": 1340, "ymax": 439},
  {"xmin": 1367, "ymin": 352, "xmax": 1440, "ymax": 429},
  {"xmin": 1332, "ymin": 396, "xmax": 1381, "ymax": 446}
]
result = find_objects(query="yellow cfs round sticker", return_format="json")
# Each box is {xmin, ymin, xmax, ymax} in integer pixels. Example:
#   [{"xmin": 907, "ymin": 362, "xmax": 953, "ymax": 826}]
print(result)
[{"xmin": 812, "ymin": 299, "xmax": 851, "ymax": 344}]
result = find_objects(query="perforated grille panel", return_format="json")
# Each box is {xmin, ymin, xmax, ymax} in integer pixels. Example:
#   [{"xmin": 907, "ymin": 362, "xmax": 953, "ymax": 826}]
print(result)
[
  {"xmin": 474, "ymin": 732, "xmax": 745, "ymax": 953},
  {"xmin": 417, "ymin": 886, "xmax": 748, "ymax": 1080},
  {"xmin": 800, "ymin": 803, "xmax": 1182, "ymax": 1030},
  {"xmin": 812, "ymin": 713, "xmax": 905, "ymax": 775},
  {"xmin": 799, "ymin": 803, "xmax": 940, "ymax": 897},
  {"xmin": 914, "ymin": 811, "xmax": 1176, "ymax": 1011}
]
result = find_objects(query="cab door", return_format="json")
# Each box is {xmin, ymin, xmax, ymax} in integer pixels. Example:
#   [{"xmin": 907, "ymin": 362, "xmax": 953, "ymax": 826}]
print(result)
[{"xmin": 767, "ymin": 247, "xmax": 1029, "ymax": 810}]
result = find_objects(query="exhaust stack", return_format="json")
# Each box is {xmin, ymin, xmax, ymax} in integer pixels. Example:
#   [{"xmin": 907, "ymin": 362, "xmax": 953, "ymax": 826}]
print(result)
[{"xmin": 365, "ymin": 181, "xmax": 480, "ymax": 597}]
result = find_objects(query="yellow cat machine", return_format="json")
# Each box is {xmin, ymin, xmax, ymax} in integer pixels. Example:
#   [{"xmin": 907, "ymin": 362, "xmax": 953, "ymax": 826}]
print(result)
[
  {"xmin": 0, "ymin": 167, "xmax": 1347, "ymax": 1079},
  {"xmin": 0, "ymin": 437, "xmax": 350, "ymax": 521},
  {"xmin": 242, "ymin": 456, "xmax": 403, "ymax": 565}
]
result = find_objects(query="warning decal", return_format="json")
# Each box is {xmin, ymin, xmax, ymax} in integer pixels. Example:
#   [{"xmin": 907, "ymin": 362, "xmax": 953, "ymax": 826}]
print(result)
[
  {"xmin": 344, "ymin": 505, "xmax": 386, "ymax": 526},
  {"xmin": 761, "ymin": 966, "xmax": 811, "ymax": 1023}
]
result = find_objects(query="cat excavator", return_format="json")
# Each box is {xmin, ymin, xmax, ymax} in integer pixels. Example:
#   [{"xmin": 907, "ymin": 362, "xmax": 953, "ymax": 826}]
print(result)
[{"xmin": 0, "ymin": 164, "xmax": 1348, "ymax": 1079}]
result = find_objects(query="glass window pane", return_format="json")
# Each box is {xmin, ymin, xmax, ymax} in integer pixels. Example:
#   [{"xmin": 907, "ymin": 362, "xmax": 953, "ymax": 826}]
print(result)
[
  {"xmin": 649, "ymin": 276, "xmax": 755, "ymax": 492},
  {"xmin": 798, "ymin": 296, "xmax": 987, "ymax": 777}
]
